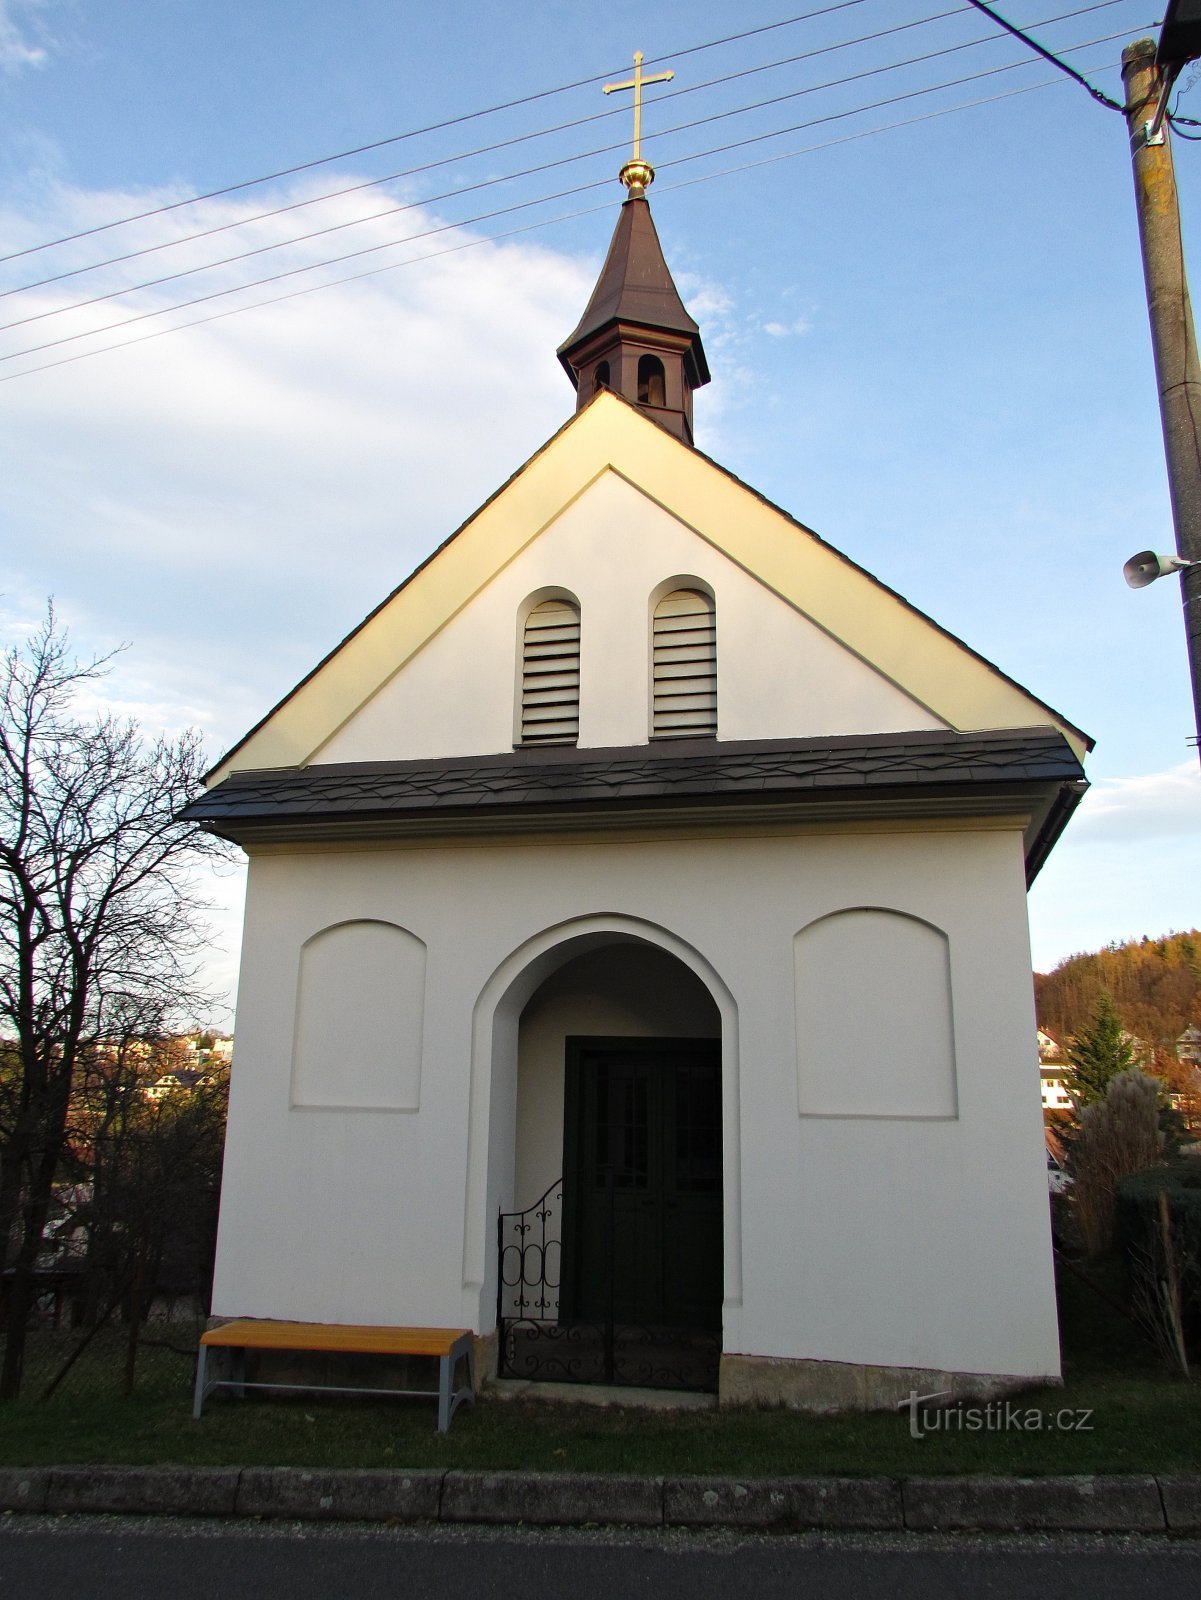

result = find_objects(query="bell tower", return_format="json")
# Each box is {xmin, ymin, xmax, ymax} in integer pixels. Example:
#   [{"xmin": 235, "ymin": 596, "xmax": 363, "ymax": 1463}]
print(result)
[{"xmin": 557, "ymin": 53, "xmax": 710, "ymax": 444}]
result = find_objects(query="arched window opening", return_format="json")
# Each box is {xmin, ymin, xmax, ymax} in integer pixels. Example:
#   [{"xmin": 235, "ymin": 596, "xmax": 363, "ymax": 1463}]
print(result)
[
  {"xmin": 520, "ymin": 598, "xmax": 581, "ymax": 745},
  {"xmin": 593, "ymin": 360, "xmax": 610, "ymax": 393},
  {"xmin": 637, "ymin": 354, "xmax": 666, "ymax": 407},
  {"xmin": 652, "ymin": 588, "xmax": 716, "ymax": 738}
]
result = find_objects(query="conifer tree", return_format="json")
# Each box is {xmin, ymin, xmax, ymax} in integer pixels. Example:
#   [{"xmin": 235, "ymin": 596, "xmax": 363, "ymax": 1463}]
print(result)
[{"xmin": 1067, "ymin": 992, "xmax": 1137, "ymax": 1110}]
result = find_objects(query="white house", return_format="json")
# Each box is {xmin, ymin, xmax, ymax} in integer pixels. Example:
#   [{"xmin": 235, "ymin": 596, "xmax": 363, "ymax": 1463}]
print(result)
[
  {"xmin": 1037, "ymin": 1029, "xmax": 1063, "ymax": 1061},
  {"xmin": 1039, "ymin": 1067, "xmax": 1074, "ymax": 1114},
  {"xmin": 187, "ymin": 159, "xmax": 1090, "ymax": 1408}
]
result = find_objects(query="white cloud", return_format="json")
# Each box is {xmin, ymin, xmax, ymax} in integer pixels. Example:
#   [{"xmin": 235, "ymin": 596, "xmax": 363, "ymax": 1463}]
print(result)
[
  {"xmin": 0, "ymin": 178, "xmax": 599, "ymax": 755},
  {"xmin": 1071, "ymin": 761, "xmax": 1201, "ymax": 841},
  {"xmin": 0, "ymin": 0, "xmax": 50, "ymax": 73},
  {"xmin": 1028, "ymin": 760, "xmax": 1201, "ymax": 971},
  {"xmin": 676, "ymin": 274, "xmax": 732, "ymax": 326},
  {"xmin": 763, "ymin": 317, "xmax": 812, "ymax": 339}
]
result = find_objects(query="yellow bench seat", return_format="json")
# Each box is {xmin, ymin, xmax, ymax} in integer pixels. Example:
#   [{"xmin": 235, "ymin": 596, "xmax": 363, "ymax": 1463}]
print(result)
[{"xmin": 193, "ymin": 1318, "xmax": 475, "ymax": 1432}]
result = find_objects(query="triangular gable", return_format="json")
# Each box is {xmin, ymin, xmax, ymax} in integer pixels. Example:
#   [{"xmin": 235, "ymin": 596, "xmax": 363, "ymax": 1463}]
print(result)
[{"xmin": 208, "ymin": 391, "xmax": 1089, "ymax": 786}]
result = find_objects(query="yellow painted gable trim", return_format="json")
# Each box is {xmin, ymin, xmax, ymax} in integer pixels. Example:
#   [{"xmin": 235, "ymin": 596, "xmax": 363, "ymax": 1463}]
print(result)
[{"xmin": 208, "ymin": 393, "xmax": 1087, "ymax": 784}]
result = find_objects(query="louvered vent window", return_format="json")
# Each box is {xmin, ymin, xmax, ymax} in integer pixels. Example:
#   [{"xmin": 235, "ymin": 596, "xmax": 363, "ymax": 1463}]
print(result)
[
  {"xmin": 520, "ymin": 598, "xmax": 581, "ymax": 745},
  {"xmin": 652, "ymin": 588, "xmax": 717, "ymax": 737}
]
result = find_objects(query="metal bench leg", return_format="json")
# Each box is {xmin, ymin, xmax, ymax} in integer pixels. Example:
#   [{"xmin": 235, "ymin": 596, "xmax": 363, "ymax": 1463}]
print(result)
[
  {"xmin": 441, "ymin": 1335, "xmax": 475, "ymax": 1432},
  {"xmin": 192, "ymin": 1346, "xmax": 208, "ymax": 1420},
  {"xmin": 437, "ymin": 1351, "xmax": 452, "ymax": 1433}
]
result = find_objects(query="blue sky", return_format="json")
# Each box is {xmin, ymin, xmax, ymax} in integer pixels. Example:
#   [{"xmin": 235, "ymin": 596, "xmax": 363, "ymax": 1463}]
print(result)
[{"xmin": 1, "ymin": 0, "xmax": 1199, "ymax": 1019}]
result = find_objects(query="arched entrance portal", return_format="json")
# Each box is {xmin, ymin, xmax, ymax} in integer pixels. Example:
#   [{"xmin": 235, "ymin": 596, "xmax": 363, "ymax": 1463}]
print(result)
[{"xmin": 463, "ymin": 917, "xmax": 740, "ymax": 1391}]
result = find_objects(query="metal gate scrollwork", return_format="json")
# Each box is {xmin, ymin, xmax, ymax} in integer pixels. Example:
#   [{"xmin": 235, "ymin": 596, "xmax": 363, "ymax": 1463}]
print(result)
[{"xmin": 496, "ymin": 1177, "xmax": 719, "ymax": 1392}]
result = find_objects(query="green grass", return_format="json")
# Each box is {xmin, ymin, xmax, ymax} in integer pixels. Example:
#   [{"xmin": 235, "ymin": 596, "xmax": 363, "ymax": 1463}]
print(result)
[{"xmin": 0, "ymin": 1263, "xmax": 1193, "ymax": 1477}]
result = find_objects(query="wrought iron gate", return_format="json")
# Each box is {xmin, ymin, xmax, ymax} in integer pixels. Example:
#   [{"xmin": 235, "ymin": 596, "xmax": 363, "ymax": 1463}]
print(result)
[{"xmin": 495, "ymin": 1176, "xmax": 720, "ymax": 1392}]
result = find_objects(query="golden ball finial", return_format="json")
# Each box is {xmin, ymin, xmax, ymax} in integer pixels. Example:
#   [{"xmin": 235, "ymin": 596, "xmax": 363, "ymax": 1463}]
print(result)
[{"xmin": 619, "ymin": 158, "xmax": 655, "ymax": 197}]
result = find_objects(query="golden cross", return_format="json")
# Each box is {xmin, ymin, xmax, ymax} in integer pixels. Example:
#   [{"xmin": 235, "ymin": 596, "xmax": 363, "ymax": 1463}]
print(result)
[{"xmin": 604, "ymin": 50, "xmax": 674, "ymax": 164}]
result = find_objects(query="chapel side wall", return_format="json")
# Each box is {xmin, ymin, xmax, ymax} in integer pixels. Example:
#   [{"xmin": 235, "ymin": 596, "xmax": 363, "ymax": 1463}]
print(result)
[{"xmin": 211, "ymin": 824, "xmax": 1058, "ymax": 1383}]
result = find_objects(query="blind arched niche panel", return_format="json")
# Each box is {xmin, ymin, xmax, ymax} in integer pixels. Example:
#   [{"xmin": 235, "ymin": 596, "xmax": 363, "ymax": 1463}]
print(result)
[
  {"xmin": 793, "ymin": 908, "xmax": 958, "ymax": 1119},
  {"xmin": 291, "ymin": 920, "xmax": 426, "ymax": 1111}
]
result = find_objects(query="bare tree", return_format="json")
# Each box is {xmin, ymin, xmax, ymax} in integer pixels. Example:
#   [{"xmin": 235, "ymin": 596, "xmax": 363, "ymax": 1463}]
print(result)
[{"xmin": 0, "ymin": 606, "xmax": 226, "ymax": 1398}]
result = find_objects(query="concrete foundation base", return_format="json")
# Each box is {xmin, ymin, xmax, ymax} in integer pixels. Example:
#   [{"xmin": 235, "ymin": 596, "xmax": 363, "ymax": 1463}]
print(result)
[
  {"xmin": 473, "ymin": 1327, "xmax": 498, "ymax": 1388},
  {"xmin": 718, "ymin": 1353, "xmax": 1056, "ymax": 1413}
]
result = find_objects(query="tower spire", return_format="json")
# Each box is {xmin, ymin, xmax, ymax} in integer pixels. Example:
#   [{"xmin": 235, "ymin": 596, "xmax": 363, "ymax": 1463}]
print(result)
[{"xmin": 557, "ymin": 50, "xmax": 709, "ymax": 444}]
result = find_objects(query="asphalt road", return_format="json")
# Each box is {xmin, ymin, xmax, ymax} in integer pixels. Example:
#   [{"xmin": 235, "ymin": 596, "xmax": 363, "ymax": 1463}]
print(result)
[{"xmin": 2, "ymin": 1517, "xmax": 1201, "ymax": 1600}]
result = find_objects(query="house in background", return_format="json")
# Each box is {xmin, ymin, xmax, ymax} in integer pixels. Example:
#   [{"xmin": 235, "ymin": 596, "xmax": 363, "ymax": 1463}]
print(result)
[
  {"xmin": 1039, "ymin": 1067, "xmax": 1074, "ymax": 1115},
  {"xmin": 1037, "ymin": 1030, "xmax": 1072, "ymax": 1115},
  {"xmin": 187, "ymin": 152, "xmax": 1090, "ymax": 1408},
  {"xmin": 1037, "ymin": 1029, "xmax": 1062, "ymax": 1061}
]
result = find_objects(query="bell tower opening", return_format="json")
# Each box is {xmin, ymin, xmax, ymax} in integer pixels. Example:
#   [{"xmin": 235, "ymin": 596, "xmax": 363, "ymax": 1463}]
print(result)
[
  {"xmin": 555, "ymin": 82, "xmax": 710, "ymax": 445},
  {"xmin": 637, "ymin": 354, "xmax": 666, "ymax": 407}
]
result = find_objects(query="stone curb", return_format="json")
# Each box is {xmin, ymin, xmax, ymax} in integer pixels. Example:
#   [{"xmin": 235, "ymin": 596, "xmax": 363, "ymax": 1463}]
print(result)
[
  {"xmin": 1159, "ymin": 1476, "xmax": 1201, "ymax": 1535},
  {"xmin": 6, "ymin": 1469, "xmax": 1200, "ymax": 1533},
  {"xmin": 440, "ymin": 1470, "xmax": 663, "ymax": 1527},
  {"xmin": 902, "ymin": 1475, "xmax": 1166, "ymax": 1533},
  {"xmin": 44, "ymin": 1465, "xmax": 241, "ymax": 1518},
  {"xmin": 236, "ymin": 1466, "xmax": 443, "ymax": 1522},
  {"xmin": 0, "ymin": 1469, "xmax": 49, "ymax": 1514},
  {"xmin": 663, "ymin": 1476, "xmax": 902, "ymax": 1532}
]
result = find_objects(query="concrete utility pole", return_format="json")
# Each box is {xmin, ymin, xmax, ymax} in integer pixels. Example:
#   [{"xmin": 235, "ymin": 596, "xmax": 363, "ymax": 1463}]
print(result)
[{"xmin": 1122, "ymin": 38, "xmax": 1201, "ymax": 763}]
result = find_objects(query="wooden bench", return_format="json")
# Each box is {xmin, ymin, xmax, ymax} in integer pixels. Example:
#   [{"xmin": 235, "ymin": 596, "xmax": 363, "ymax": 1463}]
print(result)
[{"xmin": 192, "ymin": 1320, "xmax": 475, "ymax": 1432}]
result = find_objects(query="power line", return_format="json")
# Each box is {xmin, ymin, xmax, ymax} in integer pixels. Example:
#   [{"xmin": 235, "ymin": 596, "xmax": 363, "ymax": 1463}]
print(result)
[
  {"xmin": 961, "ymin": 0, "xmax": 1125, "ymax": 108},
  {"xmin": 0, "ymin": 0, "xmax": 875, "ymax": 268},
  {"xmin": 0, "ymin": 31, "xmax": 1138, "ymax": 367},
  {"xmin": 668, "ymin": 59, "xmax": 1114, "ymax": 189},
  {"xmin": 0, "ymin": 0, "xmax": 1127, "ymax": 305},
  {"xmin": 657, "ymin": 28, "xmax": 1135, "ymax": 170},
  {"xmin": 0, "ymin": 60, "xmax": 1113, "ymax": 387},
  {"xmin": 0, "ymin": 3, "xmax": 973, "ymax": 302},
  {"xmin": 0, "ymin": 12, "xmax": 1136, "ymax": 338},
  {"xmin": 0, "ymin": 11, "xmax": 1022, "ymax": 328}
]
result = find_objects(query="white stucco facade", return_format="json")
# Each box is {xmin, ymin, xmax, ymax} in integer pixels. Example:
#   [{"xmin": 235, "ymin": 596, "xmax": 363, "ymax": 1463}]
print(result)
[{"xmin": 212, "ymin": 818, "xmax": 1060, "ymax": 1383}]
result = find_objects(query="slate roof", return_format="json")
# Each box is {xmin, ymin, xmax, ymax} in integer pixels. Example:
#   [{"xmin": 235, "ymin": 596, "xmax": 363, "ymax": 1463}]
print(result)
[{"xmin": 185, "ymin": 729, "xmax": 1085, "ymax": 843}]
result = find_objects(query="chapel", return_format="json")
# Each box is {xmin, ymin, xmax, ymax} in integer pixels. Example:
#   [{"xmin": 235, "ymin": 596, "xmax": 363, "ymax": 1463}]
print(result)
[{"xmin": 187, "ymin": 119, "xmax": 1089, "ymax": 1406}]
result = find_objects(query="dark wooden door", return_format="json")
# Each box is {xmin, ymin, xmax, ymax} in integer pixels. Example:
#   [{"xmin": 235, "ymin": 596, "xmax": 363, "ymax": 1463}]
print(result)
[{"xmin": 562, "ymin": 1038, "xmax": 722, "ymax": 1331}]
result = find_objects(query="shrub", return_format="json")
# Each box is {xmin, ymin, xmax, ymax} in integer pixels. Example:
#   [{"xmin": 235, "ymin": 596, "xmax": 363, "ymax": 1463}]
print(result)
[{"xmin": 1070, "ymin": 1068, "xmax": 1162, "ymax": 1256}]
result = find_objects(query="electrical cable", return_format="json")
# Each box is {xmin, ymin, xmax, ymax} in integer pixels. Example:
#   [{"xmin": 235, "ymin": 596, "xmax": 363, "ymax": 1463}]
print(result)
[
  {"xmin": 0, "ymin": 59, "xmax": 1116, "ymax": 387},
  {"xmin": 0, "ymin": 0, "xmax": 875, "ymax": 267},
  {"xmin": 0, "ymin": 14, "xmax": 1139, "ymax": 337},
  {"xmin": 0, "ymin": 0, "xmax": 1126, "ymax": 306},
  {"xmin": 960, "ymin": 0, "xmax": 1124, "ymax": 108},
  {"xmin": 0, "ymin": 32, "xmax": 1139, "ymax": 365},
  {"xmin": 0, "ymin": 3, "xmax": 976, "ymax": 302}
]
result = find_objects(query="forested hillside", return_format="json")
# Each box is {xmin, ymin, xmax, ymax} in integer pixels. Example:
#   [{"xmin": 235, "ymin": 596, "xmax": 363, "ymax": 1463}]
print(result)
[{"xmin": 1035, "ymin": 931, "xmax": 1201, "ymax": 1050}]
